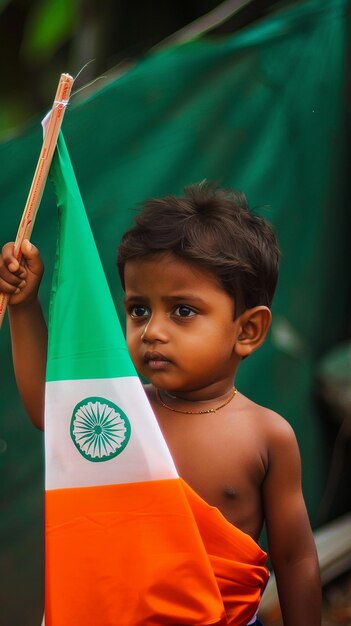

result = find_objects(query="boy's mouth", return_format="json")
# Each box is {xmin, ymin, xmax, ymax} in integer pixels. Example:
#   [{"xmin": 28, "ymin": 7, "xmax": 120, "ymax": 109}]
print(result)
[{"xmin": 143, "ymin": 351, "xmax": 172, "ymax": 369}]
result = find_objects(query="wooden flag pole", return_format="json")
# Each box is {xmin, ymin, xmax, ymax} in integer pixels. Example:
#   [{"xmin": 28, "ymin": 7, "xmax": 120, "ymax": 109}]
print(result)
[{"xmin": 0, "ymin": 72, "xmax": 74, "ymax": 329}]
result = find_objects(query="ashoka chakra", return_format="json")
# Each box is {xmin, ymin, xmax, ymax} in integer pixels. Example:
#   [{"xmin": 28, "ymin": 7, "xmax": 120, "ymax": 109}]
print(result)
[{"xmin": 70, "ymin": 396, "xmax": 131, "ymax": 462}]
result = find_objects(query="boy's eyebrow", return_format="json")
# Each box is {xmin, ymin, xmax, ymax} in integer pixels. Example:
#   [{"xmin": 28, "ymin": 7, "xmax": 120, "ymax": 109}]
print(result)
[
  {"xmin": 162, "ymin": 294, "xmax": 206, "ymax": 304},
  {"xmin": 124, "ymin": 294, "xmax": 206, "ymax": 304},
  {"xmin": 123, "ymin": 295, "xmax": 148, "ymax": 305}
]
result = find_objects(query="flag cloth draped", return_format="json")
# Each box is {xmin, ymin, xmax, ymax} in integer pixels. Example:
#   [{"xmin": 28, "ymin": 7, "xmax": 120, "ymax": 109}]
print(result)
[{"xmin": 44, "ymin": 132, "xmax": 269, "ymax": 625}]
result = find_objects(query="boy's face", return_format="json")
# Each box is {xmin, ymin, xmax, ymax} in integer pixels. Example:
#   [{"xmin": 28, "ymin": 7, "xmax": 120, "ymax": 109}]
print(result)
[{"xmin": 123, "ymin": 253, "xmax": 242, "ymax": 395}]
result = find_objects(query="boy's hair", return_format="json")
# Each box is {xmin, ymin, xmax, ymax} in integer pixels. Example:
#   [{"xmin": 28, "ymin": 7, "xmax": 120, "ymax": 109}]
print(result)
[{"xmin": 117, "ymin": 182, "xmax": 280, "ymax": 313}]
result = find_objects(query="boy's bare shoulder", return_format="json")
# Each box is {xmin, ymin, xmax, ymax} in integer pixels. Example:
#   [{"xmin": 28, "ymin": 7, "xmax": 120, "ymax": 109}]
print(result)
[
  {"xmin": 237, "ymin": 391, "xmax": 297, "ymax": 443},
  {"xmin": 144, "ymin": 384, "xmax": 295, "ymax": 445},
  {"xmin": 232, "ymin": 393, "xmax": 301, "ymax": 479}
]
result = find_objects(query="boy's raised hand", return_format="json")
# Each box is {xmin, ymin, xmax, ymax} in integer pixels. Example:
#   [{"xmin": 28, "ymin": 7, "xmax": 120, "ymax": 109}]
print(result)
[{"xmin": 0, "ymin": 240, "xmax": 43, "ymax": 306}]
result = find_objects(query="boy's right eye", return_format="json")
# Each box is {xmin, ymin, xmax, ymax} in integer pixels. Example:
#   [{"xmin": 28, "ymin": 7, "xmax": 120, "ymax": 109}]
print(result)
[{"xmin": 129, "ymin": 305, "xmax": 150, "ymax": 318}]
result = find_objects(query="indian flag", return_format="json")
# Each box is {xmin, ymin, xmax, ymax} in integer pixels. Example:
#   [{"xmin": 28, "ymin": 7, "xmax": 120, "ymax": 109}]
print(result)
[{"xmin": 44, "ymin": 132, "xmax": 269, "ymax": 625}]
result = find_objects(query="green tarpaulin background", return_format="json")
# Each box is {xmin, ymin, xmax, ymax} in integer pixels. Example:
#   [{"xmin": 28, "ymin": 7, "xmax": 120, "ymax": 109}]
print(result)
[{"xmin": 1, "ymin": 0, "xmax": 350, "ymax": 624}]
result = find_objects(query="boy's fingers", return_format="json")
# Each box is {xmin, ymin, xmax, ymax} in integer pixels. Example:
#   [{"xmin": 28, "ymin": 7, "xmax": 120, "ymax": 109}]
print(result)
[
  {"xmin": 1, "ymin": 240, "xmax": 42, "ymax": 290},
  {"xmin": 8, "ymin": 260, "xmax": 20, "ymax": 272},
  {"xmin": 0, "ymin": 240, "xmax": 42, "ymax": 301},
  {"xmin": 0, "ymin": 269, "xmax": 24, "ymax": 286},
  {"xmin": 21, "ymin": 240, "xmax": 43, "ymax": 274},
  {"xmin": 21, "ymin": 239, "xmax": 33, "ymax": 256},
  {"xmin": 0, "ymin": 275, "xmax": 25, "ymax": 293},
  {"xmin": 0, "ymin": 249, "xmax": 23, "ymax": 287},
  {"xmin": 1, "ymin": 242, "xmax": 19, "ymax": 272}
]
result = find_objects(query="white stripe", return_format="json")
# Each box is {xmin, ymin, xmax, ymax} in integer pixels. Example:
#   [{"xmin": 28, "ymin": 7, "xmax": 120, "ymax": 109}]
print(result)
[{"xmin": 45, "ymin": 376, "xmax": 178, "ymax": 490}]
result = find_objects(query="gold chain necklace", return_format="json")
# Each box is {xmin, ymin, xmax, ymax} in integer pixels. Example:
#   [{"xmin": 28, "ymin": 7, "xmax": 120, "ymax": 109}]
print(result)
[{"xmin": 155, "ymin": 387, "xmax": 237, "ymax": 414}]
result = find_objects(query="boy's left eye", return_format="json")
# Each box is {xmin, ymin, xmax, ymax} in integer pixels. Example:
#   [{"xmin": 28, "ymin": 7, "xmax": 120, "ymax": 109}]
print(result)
[
  {"xmin": 173, "ymin": 305, "xmax": 196, "ymax": 317},
  {"xmin": 130, "ymin": 305, "xmax": 149, "ymax": 318}
]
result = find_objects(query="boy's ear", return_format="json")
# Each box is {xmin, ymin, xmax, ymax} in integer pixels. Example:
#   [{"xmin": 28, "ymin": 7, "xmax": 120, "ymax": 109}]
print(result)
[{"xmin": 234, "ymin": 306, "xmax": 272, "ymax": 358}]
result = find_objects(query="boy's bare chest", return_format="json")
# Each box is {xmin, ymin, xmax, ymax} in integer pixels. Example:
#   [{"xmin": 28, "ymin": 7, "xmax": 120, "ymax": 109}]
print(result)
[{"xmin": 156, "ymin": 409, "xmax": 267, "ymax": 540}]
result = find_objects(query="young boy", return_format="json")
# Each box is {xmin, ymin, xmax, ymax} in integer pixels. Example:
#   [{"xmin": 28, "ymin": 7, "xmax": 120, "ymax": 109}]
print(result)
[{"xmin": 0, "ymin": 183, "xmax": 321, "ymax": 625}]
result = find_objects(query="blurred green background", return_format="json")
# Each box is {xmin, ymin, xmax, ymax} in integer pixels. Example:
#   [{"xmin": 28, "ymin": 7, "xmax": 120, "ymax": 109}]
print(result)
[
  {"xmin": 1, "ymin": 1, "xmax": 351, "ymax": 625},
  {"xmin": 0, "ymin": 0, "xmax": 284, "ymax": 140}
]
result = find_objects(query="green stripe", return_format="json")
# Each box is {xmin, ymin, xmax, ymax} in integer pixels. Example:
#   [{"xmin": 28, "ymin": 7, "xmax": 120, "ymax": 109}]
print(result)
[{"xmin": 46, "ymin": 133, "xmax": 135, "ymax": 381}]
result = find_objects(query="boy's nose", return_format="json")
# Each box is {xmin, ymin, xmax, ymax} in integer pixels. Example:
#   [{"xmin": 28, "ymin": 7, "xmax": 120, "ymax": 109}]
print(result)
[{"xmin": 141, "ymin": 316, "xmax": 168, "ymax": 343}]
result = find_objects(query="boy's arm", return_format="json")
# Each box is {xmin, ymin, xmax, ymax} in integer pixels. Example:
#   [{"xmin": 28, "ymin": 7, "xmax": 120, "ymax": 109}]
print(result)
[
  {"xmin": 1, "ymin": 240, "xmax": 47, "ymax": 429},
  {"xmin": 262, "ymin": 417, "xmax": 321, "ymax": 626}
]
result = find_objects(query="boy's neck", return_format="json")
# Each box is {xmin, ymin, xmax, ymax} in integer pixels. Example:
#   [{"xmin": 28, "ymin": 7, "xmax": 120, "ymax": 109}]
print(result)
[{"xmin": 155, "ymin": 386, "xmax": 237, "ymax": 415}]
